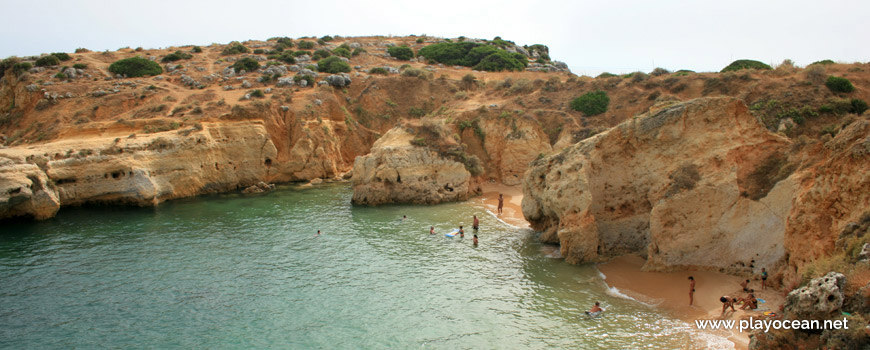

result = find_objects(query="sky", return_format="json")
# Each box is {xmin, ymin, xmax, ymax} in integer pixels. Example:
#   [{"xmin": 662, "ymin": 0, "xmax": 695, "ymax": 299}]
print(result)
[{"xmin": 2, "ymin": 0, "xmax": 869, "ymax": 76}]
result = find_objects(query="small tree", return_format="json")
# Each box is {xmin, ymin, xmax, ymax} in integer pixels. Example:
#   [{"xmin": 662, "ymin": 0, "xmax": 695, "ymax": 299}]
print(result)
[
  {"xmin": 108, "ymin": 56, "xmax": 163, "ymax": 77},
  {"xmin": 317, "ymin": 56, "xmax": 350, "ymax": 74},
  {"xmin": 232, "ymin": 57, "xmax": 260, "ymax": 73},
  {"xmin": 825, "ymin": 76, "xmax": 855, "ymax": 93},
  {"xmin": 387, "ymin": 46, "xmax": 415, "ymax": 61},
  {"xmin": 35, "ymin": 55, "xmax": 60, "ymax": 67},
  {"xmin": 571, "ymin": 90, "xmax": 610, "ymax": 116}
]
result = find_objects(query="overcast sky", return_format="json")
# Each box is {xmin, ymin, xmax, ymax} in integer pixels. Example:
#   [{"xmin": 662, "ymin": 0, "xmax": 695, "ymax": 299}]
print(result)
[{"xmin": 3, "ymin": 0, "xmax": 869, "ymax": 76}]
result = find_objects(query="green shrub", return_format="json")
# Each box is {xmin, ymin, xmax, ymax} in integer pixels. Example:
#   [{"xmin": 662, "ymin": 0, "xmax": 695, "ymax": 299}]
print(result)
[
  {"xmin": 253, "ymin": 49, "xmax": 265, "ymax": 55},
  {"xmin": 35, "ymin": 55, "xmax": 60, "ymax": 67},
  {"xmin": 416, "ymin": 38, "xmax": 424, "ymax": 44},
  {"xmin": 72, "ymin": 63, "xmax": 87, "ymax": 69},
  {"xmin": 320, "ymin": 35, "xmax": 333, "ymax": 42},
  {"xmin": 408, "ymin": 107, "xmax": 426, "ymax": 117},
  {"xmin": 275, "ymin": 51, "xmax": 296, "ymax": 64},
  {"xmin": 221, "ymin": 41, "xmax": 249, "ymax": 55},
  {"xmin": 293, "ymin": 51, "xmax": 310, "ymax": 57},
  {"xmin": 570, "ymin": 90, "xmax": 610, "ymax": 116},
  {"xmin": 387, "ymin": 46, "xmax": 415, "ymax": 60},
  {"xmin": 473, "ymin": 50, "xmax": 526, "ymax": 72},
  {"xmin": 317, "ymin": 56, "xmax": 350, "ymax": 74},
  {"xmin": 108, "ymin": 56, "xmax": 163, "ymax": 77},
  {"xmin": 312, "ymin": 49, "xmax": 331, "ymax": 60},
  {"xmin": 75, "ymin": 48, "xmax": 90, "ymax": 53},
  {"xmin": 297, "ymin": 41, "xmax": 315, "ymax": 50},
  {"xmin": 720, "ymin": 59, "xmax": 772, "ymax": 72},
  {"xmin": 51, "ymin": 52, "xmax": 72, "ymax": 61},
  {"xmin": 232, "ymin": 57, "xmax": 260, "ymax": 73},
  {"xmin": 418, "ymin": 42, "xmax": 481, "ymax": 66},
  {"xmin": 596, "ymin": 72, "xmax": 617, "ymax": 78},
  {"xmin": 250, "ymin": 89, "xmax": 265, "ymax": 98},
  {"xmin": 192, "ymin": 46, "xmax": 203, "ymax": 53},
  {"xmin": 332, "ymin": 47, "xmax": 352, "ymax": 58},
  {"xmin": 650, "ymin": 67, "xmax": 670, "ymax": 76},
  {"xmin": 161, "ymin": 50, "xmax": 192, "ymax": 62},
  {"xmin": 810, "ymin": 59, "xmax": 835, "ymax": 65},
  {"xmin": 851, "ymin": 99, "xmax": 869, "ymax": 115},
  {"xmin": 369, "ymin": 67, "xmax": 388, "ymax": 75},
  {"xmin": 825, "ymin": 76, "xmax": 855, "ymax": 93},
  {"xmin": 274, "ymin": 37, "xmax": 294, "ymax": 49},
  {"xmin": 54, "ymin": 72, "xmax": 67, "ymax": 80},
  {"xmin": 352, "ymin": 48, "xmax": 366, "ymax": 56}
]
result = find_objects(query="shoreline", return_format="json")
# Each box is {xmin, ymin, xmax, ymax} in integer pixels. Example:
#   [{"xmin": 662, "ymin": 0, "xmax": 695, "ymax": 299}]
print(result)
[
  {"xmin": 598, "ymin": 255, "xmax": 786, "ymax": 350},
  {"xmin": 469, "ymin": 183, "xmax": 774, "ymax": 349},
  {"xmin": 478, "ymin": 183, "xmax": 530, "ymax": 228}
]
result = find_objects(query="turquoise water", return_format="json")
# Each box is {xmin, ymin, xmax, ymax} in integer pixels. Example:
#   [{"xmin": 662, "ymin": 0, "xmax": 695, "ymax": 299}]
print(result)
[{"xmin": 0, "ymin": 183, "xmax": 731, "ymax": 349}]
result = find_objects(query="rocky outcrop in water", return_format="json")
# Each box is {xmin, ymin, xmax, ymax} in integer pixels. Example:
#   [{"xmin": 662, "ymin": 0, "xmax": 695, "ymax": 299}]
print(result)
[{"xmin": 351, "ymin": 126, "xmax": 479, "ymax": 205}]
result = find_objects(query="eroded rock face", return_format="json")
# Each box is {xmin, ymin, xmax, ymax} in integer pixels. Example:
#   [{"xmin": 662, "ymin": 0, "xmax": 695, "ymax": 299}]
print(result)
[
  {"xmin": 784, "ymin": 272, "xmax": 846, "ymax": 319},
  {"xmin": 351, "ymin": 126, "xmax": 479, "ymax": 205},
  {"xmin": 480, "ymin": 117, "xmax": 551, "ymax": 186},
  {"xmin": 0, "ymin": 122, "xmax": 279, "ymax": 219},
  {"xmin": 522, "ymin": 97, "xmax": 792, "ymax": 269}
]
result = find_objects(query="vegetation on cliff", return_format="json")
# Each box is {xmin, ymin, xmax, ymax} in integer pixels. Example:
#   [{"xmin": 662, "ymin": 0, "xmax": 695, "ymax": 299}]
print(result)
[{"xmin": 108, "ymin": 56, "xmax": 163, "ymax": 77}]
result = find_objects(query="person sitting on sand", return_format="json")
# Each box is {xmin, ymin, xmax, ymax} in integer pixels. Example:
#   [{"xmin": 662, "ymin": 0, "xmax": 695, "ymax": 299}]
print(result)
[
  {"xmin": 430, "ymin": 226, "xmax": 435, "ymax": 235},
  {"xmin": 497, "ymin": 194, "xmax": 504, "ymax": 215},
  {"xmin": 740, "ymin": 279, "xmax": 750, "ymax": 292},
  {"xmin": 589, "ymin": 301, "xmax": 604, "ymax": 314},
  {"xmin": 720, "ymin": 296, "xmax": 736, "ymax": 314},
  {"xmin": 458, "ymin": 226, "xmax": 465, "ymax": 238},
  {"xmin": 472, "ymin": 234, "xmax": 478, "ymax": 246},
  {"xmin": 473, "ymin": 215, "xmax": 479, "ymax": 230},
  {"xmin": 740, "ymin": 293, "xmax": 758, "ymax": 310}
]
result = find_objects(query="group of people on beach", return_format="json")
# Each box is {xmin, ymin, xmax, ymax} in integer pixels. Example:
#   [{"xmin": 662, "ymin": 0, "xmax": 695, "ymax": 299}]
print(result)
[{"xmin": 688, "ymin": 267, "xmax": 768, "ymax": 315}]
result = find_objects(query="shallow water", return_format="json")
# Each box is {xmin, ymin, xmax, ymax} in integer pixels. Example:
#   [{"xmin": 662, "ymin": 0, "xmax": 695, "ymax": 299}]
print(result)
[{"xmin": 0, "ymin": 183, "xmax": 732, "ymax": 349}]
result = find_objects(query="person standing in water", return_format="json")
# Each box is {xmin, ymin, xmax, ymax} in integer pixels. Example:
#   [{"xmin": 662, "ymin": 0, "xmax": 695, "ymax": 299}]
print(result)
[
  {"xmin": 588, "ymin": 301, "xmax": 603, "ymax": 314},
  {"xmin": 472, "ymin": 215, "xmax": 479, "ymax": 230},
  {"xmin": 472, "ymin": 234, "xmax": 478, "ymax": 246},
  {"xmin": 430, "ymin": 226, "xmax": 435, "ymax": 235},
  {"xmin": 458, "ymin": 226, "xmax": 465, "ymax": 238},
  {"xmin": 688, "ymin": 276, "xmax": 695, "ymax": 306},
  {"xmin": 497, "ymin": 194, "xmax": 504, "ymax": 215}
]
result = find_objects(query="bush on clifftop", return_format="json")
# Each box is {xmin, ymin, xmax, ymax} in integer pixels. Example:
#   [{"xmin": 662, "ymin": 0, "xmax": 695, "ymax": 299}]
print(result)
[
  {"xmin": 317, "ymin": 56, "xmax": 350, "ymax": 74},
  {"xmin": 222, "ymin": 41, "xmax": 249, "ymax": 55},
  {"xmin": 108, "ymin": 56, "xmax": 163, "ymax": 77},
  {"xmin": 720, "ymin": 59, "xmax": 772, "ymax": 72},
  {"xmin": 570, "ymin": 90, "xmax": 609, "ymax": 116},
  {"xmin": 232, "ymin": 57, "xmax": 260, "ymax": 73},
  {"xmin": 387, "ymin": 46, "xmax": 415, "ymax": 61},
  {"xmin": 826, "ymin": 76, "xmax": 855, "ymax": 93}
]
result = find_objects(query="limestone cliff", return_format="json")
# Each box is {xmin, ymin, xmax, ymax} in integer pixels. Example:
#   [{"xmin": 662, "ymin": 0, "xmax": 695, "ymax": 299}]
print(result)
[
  {"xmin": 1, "ymin": 122, "xmax": 281, "ymax": 219},
  {"xmin": 351, "ymin": 124, "xmax": 480, "ymax": 205},
  {"xmin": 522, "ymin": 97, "xmax": 795, "ymax": 272}
]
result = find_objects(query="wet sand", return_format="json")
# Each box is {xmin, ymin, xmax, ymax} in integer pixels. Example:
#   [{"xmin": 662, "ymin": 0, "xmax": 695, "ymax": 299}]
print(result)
[
  {"xmin": 478, "ymin": 183, "xmax": 530, "ymax": 228},
  {"xmin": 599, "ymin": 255, "xmax": 784, "ymax": 349}
]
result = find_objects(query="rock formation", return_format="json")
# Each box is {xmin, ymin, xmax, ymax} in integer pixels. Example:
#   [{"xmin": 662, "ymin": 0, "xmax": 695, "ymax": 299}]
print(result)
[
  {"xmin": 522, "ymin": 97, "xmax": 794, "ymax": 271},
  {"xmin": 784, "ymin": 272, "xmax": 846, "ymax": 319},
  {"xmin": 351, "ymin": 125, "xmax": 480, "ymax": 205}
]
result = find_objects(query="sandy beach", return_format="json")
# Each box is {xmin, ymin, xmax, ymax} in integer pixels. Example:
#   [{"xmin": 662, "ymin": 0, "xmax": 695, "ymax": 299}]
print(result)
[
  {"xmin": 474, "ymin": 183, "xmax": 787, "ymax": 349},
  {"xmin": 478, "ymin": 183, "xmax": 530, "ymax": 228},
  {"xmin": 599, "ymin": 255, "xmax": 785, "ymax": 349}
]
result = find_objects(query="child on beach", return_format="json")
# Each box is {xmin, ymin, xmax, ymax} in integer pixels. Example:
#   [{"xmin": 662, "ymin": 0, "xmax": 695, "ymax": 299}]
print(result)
[
  {"xmin": 740, "ymin": 279, "xmax": 750, "ymax": 292},
  {"xmin": 740, "ymin": 294, "xmax": 758, "ymax": 310},
  {"xmin": 761, "ymin": 268, "xmax": 768, "ymax": 290},
  {"xmin": 497, "ymin": 194, "xmax": 504, "ymax": 215}
]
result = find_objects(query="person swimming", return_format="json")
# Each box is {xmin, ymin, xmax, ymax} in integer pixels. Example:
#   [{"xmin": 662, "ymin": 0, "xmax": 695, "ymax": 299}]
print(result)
[
  {"xmin": 430, "ymin": 226, "xmax": 435, "ymax": 235},
  {"xmin": 472, "ymin": 234, "xmax": 478, "ymax": 246},
  {"xmin": 588, "ymin": 301, "xmax": 603, "ymax": 314}
]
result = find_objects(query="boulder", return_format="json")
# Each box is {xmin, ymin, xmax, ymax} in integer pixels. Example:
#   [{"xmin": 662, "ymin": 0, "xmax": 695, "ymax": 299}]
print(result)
[
  {"xmin": 784, "ymin": 272, "xmax": 846, "ymax": 319},
  {"xmin": 242, "ymin": 181, "xmax": 275, "ymax": 194},
  {"xmin": 326, "ymin": 74, "xmax": 351, "ymax": 87}
]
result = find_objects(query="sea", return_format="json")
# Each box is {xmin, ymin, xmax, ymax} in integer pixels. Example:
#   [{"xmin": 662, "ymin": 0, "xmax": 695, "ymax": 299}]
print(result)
[{"xmin": 0, "ymin": 183, "xmax": 734, "ymax": 349}]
